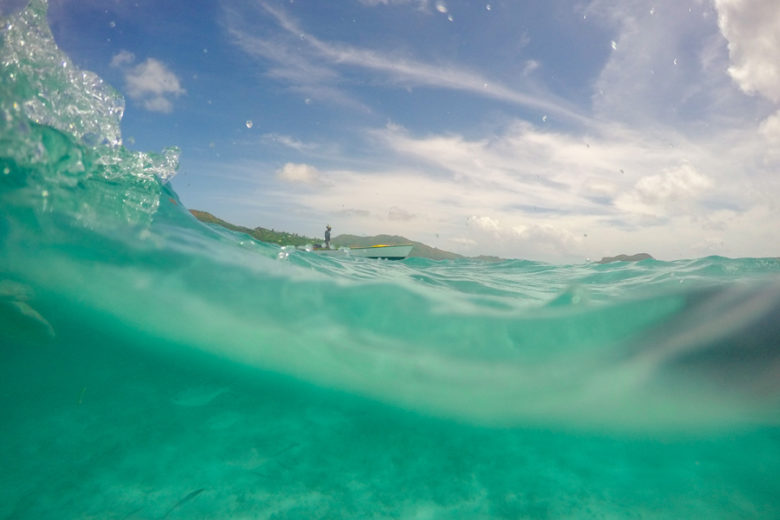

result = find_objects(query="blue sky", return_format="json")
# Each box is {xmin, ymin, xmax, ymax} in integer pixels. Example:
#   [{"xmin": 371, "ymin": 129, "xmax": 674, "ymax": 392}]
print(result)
[{"xmin": 16, "ymin": 0, "xmax": 780, "ymax": 261}]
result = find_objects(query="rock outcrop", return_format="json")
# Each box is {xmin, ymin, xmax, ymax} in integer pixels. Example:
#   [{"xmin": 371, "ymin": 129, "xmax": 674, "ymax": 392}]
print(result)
[{"xmin": 597, "ymin": 253, "xmax": 654, "ymax": 264}]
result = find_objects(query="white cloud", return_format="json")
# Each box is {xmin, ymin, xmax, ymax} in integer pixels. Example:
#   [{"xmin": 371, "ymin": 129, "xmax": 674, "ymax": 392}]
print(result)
[
  {"xmin": 140, "ymin": 96, "xmax": 174, "ymax": 113},
  {"xmin": 276, "ymin": 162, "xmax": 322, "ymax": 184},
  {"xmin": 465, "ymin": 216, "xmax": 583, "ymax": 261},
  {"xmin": 125, "ymin": 59, "xmax": 185, "ymax": 108},
  {"xmin": 714, "ymin": 0, "xmax": 780, "ymax": 103},
  {"xmin": 215, "ymin": 109, "xmax": 780, "ymax": 260},
  {"xmin": 615, "ymin": 163, "xmax": 712, "ymax": 217},
  {"xmin": 467, "ymin": 215, "xmax": 501, "ymax": 233},
  {"xmin": 110, "ymin": 52, "xmax": 185, "ymax": 113},
  {"xmin": 371, "ymin": 121, "xmax": 690, "ymax": 217},
  {"xmin": 109, "ymin": 49, "xmax": 135, "ymax": 68},
  {"xmin": 759, "ymin": 110, "xmax": 780, "ymax": 162},
  {"xmin": 587, "ymin": 0, "xmax": 753, "ymax": 126},
  {"xmin": 759, "ymin": 110, "xmax": 780, "ymax": 138},
  {"xmin": 287, "ymin": 118, "xmax": 777, "ymax": 261}
]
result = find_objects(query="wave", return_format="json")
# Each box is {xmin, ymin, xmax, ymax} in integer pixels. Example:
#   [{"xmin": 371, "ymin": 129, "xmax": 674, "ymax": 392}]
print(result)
[{"xmin": 3, "ymin": 0, "xmax": 780, "ymax": 432}]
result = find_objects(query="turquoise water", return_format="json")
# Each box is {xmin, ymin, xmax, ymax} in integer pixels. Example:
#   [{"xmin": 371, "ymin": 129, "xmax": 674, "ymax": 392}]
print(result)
[{"xmin": 2, "ymin": 2, "xmax": 780, "ymax": 518}]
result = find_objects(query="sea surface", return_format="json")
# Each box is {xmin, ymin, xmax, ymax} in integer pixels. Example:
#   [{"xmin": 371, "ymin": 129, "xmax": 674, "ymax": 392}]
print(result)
[{"xmin": 2, "ymin": 2, "xmax": 780, "ymax": 518}]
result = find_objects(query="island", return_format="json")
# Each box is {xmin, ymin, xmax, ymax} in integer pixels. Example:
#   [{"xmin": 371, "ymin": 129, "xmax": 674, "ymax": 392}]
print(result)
[{"xmin": 596, "ymin": 253, "xmax": 654, "ymax": 264}]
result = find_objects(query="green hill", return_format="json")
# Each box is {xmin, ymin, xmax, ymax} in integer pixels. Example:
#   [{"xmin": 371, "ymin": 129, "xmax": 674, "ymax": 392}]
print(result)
[
  {"xmin": 190, "ymin": 210, "xmax": 319, "ymax": 246},
  {"xmin": 190, "ymin": 210, "xmax": 465, "ymax": 260}
]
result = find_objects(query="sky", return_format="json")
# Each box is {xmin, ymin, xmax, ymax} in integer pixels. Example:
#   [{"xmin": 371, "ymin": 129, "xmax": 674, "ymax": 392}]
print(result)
[{"xmin": 7, "ymin": 0, "xmax": 780, "ymax": 262}]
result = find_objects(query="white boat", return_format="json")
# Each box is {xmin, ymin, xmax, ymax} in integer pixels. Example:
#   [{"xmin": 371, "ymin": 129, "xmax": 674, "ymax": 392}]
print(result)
[{"xmin": 300, "ymin": 244, "xmax": 413, "ymax": 260}]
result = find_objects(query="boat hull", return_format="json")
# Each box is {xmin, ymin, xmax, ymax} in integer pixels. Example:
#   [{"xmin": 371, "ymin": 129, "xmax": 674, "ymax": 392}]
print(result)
[{"xmin": 302, "ymin": 244, "xmax": 413, "ymax": 260}]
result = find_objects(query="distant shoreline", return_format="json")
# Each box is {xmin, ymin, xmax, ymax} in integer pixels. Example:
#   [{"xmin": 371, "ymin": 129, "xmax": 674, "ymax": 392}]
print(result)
[
  {"xmin": 190, "ymin": 209, "xmax": 656, "ymax": 264},
  {"xmin": 190, "ymin": 209, "xmax": 470, "ymax": 261},
  {"xmin": 596, "ymin": 253, "xmax": 654, "ymax": 264}
]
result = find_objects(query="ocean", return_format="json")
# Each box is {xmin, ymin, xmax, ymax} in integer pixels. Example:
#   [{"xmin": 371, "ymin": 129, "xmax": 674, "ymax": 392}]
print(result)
[{"xmin": 2, "ymin": 1, "xmax": 779, "ymax": 518}]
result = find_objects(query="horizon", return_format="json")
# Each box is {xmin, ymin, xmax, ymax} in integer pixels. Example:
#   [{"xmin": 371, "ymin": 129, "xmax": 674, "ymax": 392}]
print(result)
[
  {"xmin": 195, "ymin": 208, "xmax": 770, "ymax": 264},
  {"xmin": 11, "ymin": 0, "xmax": 780, "ymax": 262}
]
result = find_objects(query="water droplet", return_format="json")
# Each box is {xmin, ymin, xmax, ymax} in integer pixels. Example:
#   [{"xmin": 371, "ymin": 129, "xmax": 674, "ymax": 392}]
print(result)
[
  {"xmin": 610, "ymin": 40, "xmax": 617, "ymax": 50},
  {"xmin": 435, "ymin": 1, "xmax": 447, "ymax": 14},
  {"xmin": 649, "ymin": 7, "xmax": 655, "ymax": 15},
  {"xmin": 109, "ymin": 20, "xmax": 116, "ymax": 28},
  {"xmin": 3, "ymin": 166, "xmax": 10, "ymax": 175},
  {"xmin": 305, "ymin": 98, "xmax": 312, "ymax": 105},
  {"xmin": 41, "ymin": 190, "xmax": 49, "ymax": 198},
  {"xmin": 245, "ymin": 120, "xmax": 253, "ymax": 129},
  {"xmin": 447, "ymin": 14, "xmax": 454, "ymax": 22},
  {"xmin": 673, "ymin": 58, "xmax": 678, "ymax": 66},
  {"xmin": 542, "ymin": 115, "xmax": 548, "ymax": 123},
  {"xmin": 485, "ymin": 4, "xmax": 491, "ymax": 11}
]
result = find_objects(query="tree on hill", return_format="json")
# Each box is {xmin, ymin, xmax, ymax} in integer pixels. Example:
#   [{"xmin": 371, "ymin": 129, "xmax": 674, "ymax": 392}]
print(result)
[
  {"xmin": 190, "ymin": 210, "xmax": 319, "ymax": 246},
  {"xmin": 190, "ymin": 210, "xmax": 468, "ymax": 260}
]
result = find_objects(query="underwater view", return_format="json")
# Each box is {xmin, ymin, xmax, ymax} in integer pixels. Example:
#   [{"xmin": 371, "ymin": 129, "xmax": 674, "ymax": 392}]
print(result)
[{"xmin": 2, "ymin": 1, "xmax": 780, "ymax": 518}]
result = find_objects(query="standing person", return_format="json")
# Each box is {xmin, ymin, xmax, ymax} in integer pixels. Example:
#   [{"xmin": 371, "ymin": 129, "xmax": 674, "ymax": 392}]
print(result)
[{"xmin": 324, "ymin": 224, "xmax": 332, "ymax": 249}]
